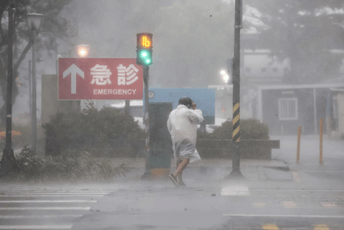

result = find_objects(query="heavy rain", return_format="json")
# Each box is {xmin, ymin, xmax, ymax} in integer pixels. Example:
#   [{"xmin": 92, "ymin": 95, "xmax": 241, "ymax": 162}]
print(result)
[{"xmin": 0, "ymin": 0, "xmax": 344, "ymax": 229}]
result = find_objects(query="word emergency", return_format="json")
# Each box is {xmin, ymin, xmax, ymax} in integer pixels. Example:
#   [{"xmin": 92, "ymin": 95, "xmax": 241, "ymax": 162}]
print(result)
[{"xmin": 93, "ymin": 89, "xmax": 137, "ymax": 95}]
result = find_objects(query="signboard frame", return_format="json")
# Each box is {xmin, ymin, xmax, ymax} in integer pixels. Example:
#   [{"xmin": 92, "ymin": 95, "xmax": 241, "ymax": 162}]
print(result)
[{"xmin": 58, "ymin": 58, "xmax": 143, "ymax": 100}]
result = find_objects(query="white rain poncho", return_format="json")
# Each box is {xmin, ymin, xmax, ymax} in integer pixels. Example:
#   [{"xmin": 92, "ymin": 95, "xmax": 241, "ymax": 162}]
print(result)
[{"xmin": 167, "ymin": 104, "xmax": 204, "ymax": 163}]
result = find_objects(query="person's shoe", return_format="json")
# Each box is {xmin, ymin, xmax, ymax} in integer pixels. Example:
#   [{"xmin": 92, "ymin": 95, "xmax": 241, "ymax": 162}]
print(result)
[
  {"xmin": 178, "ymin": 181, "xmax": 186, "ymax": 187},
  {"xmin": 169, "ymin": 174, "xmax": 179, "ymax": 187}
]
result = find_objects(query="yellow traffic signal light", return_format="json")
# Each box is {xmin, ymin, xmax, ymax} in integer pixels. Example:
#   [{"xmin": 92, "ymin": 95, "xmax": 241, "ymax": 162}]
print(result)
[{"xmin": 136, "ymin": 33, "xmax": 152, "ymax": 66}]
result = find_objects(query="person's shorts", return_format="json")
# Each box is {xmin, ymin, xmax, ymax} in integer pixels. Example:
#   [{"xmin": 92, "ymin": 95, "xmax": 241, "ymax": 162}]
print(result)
[{"xmin": 174, "ymin": 140, "xmax": 195, "ymax": 161}]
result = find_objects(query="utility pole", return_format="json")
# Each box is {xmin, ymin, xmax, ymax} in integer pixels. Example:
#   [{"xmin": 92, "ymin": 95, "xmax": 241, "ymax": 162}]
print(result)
[
  {"xmin": 226, "ymin": 0, "xmax": 244, "ymax": 179},
  {"xmin": 31, "ymin": 28, "xmax": 37, "ymax": 153},
  {"xmin": 27, "ymin": 12, "xmax": 43, "ymax": 154},
  {"xmin": 1, "ymin": 3, "xmax": 16, "ymax": 175}
]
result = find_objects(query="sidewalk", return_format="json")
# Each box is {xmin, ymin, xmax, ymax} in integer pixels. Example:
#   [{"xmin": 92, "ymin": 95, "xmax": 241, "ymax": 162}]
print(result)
[{"xmin": 108, "ymin": 135, "xmax": 344, "ymax": 186}]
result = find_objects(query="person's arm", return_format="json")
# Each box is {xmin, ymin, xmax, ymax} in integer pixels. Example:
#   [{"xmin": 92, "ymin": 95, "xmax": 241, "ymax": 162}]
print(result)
[
  {"xmin": 187, "ymin": 102, "xmax": 204, "ymax": 124},
  {"xmin": 167, "ymin": 116, "xmax": 172, "ymax": 133}
]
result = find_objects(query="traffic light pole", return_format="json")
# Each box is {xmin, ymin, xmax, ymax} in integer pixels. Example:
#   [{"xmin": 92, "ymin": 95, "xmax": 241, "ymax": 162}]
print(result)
[
  {"xmin": 225, "ymin": 0, "xmax": 244, "ymax": 179},
  {"xmin": 1, "ymin": 4, "xmax": 16, "ymax": 175},
  {"xmin": 141, "ymin": 65, "xmax": 152, "ymax": 180}
]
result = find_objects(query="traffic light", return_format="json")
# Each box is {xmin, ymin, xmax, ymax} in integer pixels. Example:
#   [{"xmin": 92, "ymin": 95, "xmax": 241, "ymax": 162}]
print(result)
[{"xmin": 136, "ymin": 33, "xmax": 152, "ymax": 66}]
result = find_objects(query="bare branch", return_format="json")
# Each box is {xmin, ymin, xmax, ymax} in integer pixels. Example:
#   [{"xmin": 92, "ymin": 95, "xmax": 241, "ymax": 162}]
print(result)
[
  {"xmin": 0, "ymin": 8, "xmax": 4, "ymax": 42},
  {"xmin": 14, "ymin": 40, "xmax": 32, "ymax": 73}
]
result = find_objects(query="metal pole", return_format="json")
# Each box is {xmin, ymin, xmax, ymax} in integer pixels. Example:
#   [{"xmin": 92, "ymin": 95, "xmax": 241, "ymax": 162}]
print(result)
[
  {"xmin": 1, "ymin": 4, "xmax": 16, "ymax": 175},
  {"xmin": 31, "ymin": 29, "xmax": 37, "ymax": 153},
  {"xmin": 226, "ymin": 0, "xmax": 244, "ymax": 179},
  {"xmin": 141, "ymin": 66, "xmax": 152, "ymax": 179},
  {"xmin": 319, "ymin": 119, "xmax": 323, "ymax": 164},
  {"xmin": 313, "ymin": 88, "xmax": 317, "ymax": 135},
  {"xmin": 326, "ymin": 92, "xmax": 331, "ymax": 138},
  {"xmin": 296, "ymin": 126, "xmax": 301, "ymax": 163},
  {"xmin": 29, "ymin": 60, "xmax": 32, "ymax": 121},
  {"xmin": 124, "ymin": 100, "xmax": 130, "ymax": 115}
]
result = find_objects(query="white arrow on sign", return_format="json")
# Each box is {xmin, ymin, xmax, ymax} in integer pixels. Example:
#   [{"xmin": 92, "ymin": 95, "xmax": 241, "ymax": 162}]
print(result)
[{"xmin": 63, "ymin": 64, "xmax": 84, "ymax": 94}]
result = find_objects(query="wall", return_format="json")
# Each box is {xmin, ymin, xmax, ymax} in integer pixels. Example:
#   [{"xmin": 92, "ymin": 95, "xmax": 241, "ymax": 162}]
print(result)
[
  {"xmin": 260, "ymin": 87, "xmax": 334, "ymax": 135},
  {"xmin": 338, "ymin": 93, "xmax": 344, "ymax": 137}
]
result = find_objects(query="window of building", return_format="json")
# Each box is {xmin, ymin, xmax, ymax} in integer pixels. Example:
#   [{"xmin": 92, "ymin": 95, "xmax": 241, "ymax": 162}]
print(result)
[
  {"xmin": 273, "ymin": 67, "xmax": 278, "ymax": 73},
  {"xmin": 245, "ymin": 67, "xmax": 251, "ymax": 73},
  {"xmin": 278, "ymin": 98, "xmax": 298, "ymax": 120},
  {"xmin": 261, "ymin": 68, "xmax": 267, "ymax": 73}
]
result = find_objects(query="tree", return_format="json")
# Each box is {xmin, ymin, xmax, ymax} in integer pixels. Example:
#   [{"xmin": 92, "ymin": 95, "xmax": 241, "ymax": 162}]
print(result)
[
  {"xmin": 0, "ymin": 0, "xmax": 73, "ymax": 123},
  {"xmin": 244, "ymin": 0, "xmax": 344, "ymax": 83}
]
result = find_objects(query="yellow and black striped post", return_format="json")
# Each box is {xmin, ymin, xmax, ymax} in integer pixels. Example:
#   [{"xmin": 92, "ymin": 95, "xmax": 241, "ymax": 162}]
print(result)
[
  {"xmin": 226, "ymin": 0, "xmax": 244, "ymax": 179},
  {"xmin": 232, "ymin": 103, "xmax": 240, "ymax": 142}
]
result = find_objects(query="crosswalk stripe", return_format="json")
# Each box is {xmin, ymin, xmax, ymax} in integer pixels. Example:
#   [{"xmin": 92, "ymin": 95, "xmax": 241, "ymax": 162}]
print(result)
[
  {"xmin": 314, "ymin": 224, "xmax": 329, "ymax": 230},
  {"xmin": 1, "ymin": 192, "xmax": 109, "ymax": 196},
  {"xmin": 0, "ymin": 194, "xmax": 106, "ymax": 197},
  {"xmin": 252, "ymin": 189, "xmax": 344, "ymax": 192},
  {"xmin": 0, "ymin": 200, "xmax": 97, "ymax": 203},
  {"xmin": 0, "ymin": 215, "xmax": 82, "ymax": 219},
  {"xmin": 0, "ymin": 225, "xmax": 72, "ymax": 229},
  {"xmin": 221, "ymin": 186, "xmax": 250, "ymax": 196},
  {"xmin": 223, "ymin": 214, "xmax": 344, "ymax": 218},
  {"xmin": 0, "ymin": 207, "xmax": 90, "ymax": 210},
  {"xmin": 262, "ymin": 224, "xmax": 278, "ymax": 230}
]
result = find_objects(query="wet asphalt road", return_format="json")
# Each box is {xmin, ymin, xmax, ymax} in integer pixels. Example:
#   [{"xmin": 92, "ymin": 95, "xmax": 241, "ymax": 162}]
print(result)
[
  {"xmin": 0, "ymin": 136, "xmax": 343, "ymax": 229},
  {"xmin": 1, "ymin": 177, "xmax": 343, "ymax": 230}
]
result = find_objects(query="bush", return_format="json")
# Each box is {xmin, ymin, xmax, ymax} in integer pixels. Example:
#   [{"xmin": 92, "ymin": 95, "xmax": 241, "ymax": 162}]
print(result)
[
  {"xmin": 197, "ymin": 119, "xmax": 270, "ymax": 158},
  {"xmin": 0, "ymin": 146, "xmax": 129, "ymax": 182},
  {"xmin": 0, "ymin": 123, "xmax": 31, "ymax": 150},
  {"xmin": 199, "ymin": 119, "xmax": 269, "ymax": 140},
  {"xmin": 42, "ymin": 102, "xmax": 145, "ymax": 157}
]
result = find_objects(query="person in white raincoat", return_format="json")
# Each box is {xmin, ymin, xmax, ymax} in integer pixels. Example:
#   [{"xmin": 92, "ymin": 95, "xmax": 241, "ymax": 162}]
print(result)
[{"xmin": 167, "ymin": 97, "xmax": 204, "ymax": 187}]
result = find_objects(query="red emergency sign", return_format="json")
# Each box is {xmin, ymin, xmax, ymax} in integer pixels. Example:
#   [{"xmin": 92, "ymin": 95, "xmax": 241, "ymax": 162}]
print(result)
[{"xmin": 58, "ymin": 58, "xmax": 143, "ymax": 100}]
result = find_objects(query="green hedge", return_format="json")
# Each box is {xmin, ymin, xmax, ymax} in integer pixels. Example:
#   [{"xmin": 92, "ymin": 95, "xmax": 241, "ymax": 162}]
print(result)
[
  {"xmin": 197, "ymin": 119, "xmax": 270, "ymax": 158},
  {"xmin": 42, "ymin": 102, "xmax": 145, "ymax": 157},
  {"xmin": 198, "ymin": 119, "xmax": 269, "ymax": 140}
]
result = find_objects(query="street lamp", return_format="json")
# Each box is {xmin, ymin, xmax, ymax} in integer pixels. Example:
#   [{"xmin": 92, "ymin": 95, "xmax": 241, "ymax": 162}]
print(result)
[
  {"xmin": 220, "ymin": 69, "xmax": 230, "ymax": 84},
  {"xmin": 27, "ymin": 13, "xmax": 43, "ymax": 154},
  {"xmin": 1, "ymin": 4, "xmax": 16, "ymax": 175},
  {"xmin": 76, "ymin": 44, "xmax": 90, "ymax": 58}
]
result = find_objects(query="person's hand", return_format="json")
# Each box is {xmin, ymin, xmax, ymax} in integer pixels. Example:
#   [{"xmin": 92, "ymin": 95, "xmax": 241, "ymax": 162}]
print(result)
[{"xmin": 191, "ymin": 102, "xmax": 197, "ymax": 110}]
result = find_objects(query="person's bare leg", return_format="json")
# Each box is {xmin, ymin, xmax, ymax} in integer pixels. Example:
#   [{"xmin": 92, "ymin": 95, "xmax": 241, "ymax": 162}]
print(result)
[
  {"xmin": 176, "ymin": 160, "xmax": 185, "ymax": 185},
  {"xmin": 173, "ymin": 158, "xmax": 190, "ymax": 177}
]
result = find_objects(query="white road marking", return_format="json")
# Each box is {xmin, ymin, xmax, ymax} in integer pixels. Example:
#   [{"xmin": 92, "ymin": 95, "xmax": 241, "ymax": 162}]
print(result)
[
  {"xmin": 0, "ymin": 193, "xmax": 108, "ymax": 195},
  {"xmin": 292, "ymin": 171, "xmax": 301, "ymax": 182},
  {"xmin": 0, "ymin": 215, "xmax": 82, "ymax": 219},
  {"xmin": 0, "ymin": 225, "xmax": 72, "ymax": 229},
  {"xmin": 221, "ymin": 186, "xmax": 250, "ymax": 196},
  {"xmin": 0, "ymin": 200, "xmax": 97, "ymax": 203},
  {"xmin": 282, "ymin": 201, "xmax": 297, "ymax": 208},
  {"xmin": 223, "ymin": 214, "xmax": 344, "ymax": 218},
  {"xmin": 0, "ymin": 193, "xmax": 107, "ymax": 197},
  {"xmin": 251, "ymin": 189, "xmax": 344, "ymax": 192},
  {"xmin": 0, "ymin": 207, "xmax": 90, "ymax": 210}
]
